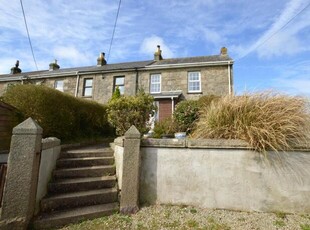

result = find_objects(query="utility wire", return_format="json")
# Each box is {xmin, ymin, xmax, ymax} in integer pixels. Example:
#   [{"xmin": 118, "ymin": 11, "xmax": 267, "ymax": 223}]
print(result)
[
  {"xmin": 237, "ymin": 1, "xmax": 310, "ymax": 62},
  {"xmin": 107, "ymin": 0, "xmax": 121, "ymax": 62},
  {"xmin": 20, "ymin": 0, "xmax": 38, "ymax": 70}
]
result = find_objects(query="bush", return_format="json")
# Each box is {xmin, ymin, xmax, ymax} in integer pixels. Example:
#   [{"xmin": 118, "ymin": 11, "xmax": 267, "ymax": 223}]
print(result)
[
  {"xmin": 191, "ymin": 92, "xmax": 310, "ymax": 152},
  {"xmin": 153, "ymin": 117, "xmax": 177, "ymax": 138},
  {"xmin": 173, "ymin": 100, "xmax": 200, "ymax": 133},
  {"xmin": 173, "ymin": 96, "xmax": 219, "ymax": 133},
  {"xmin": 107, "ymin": 90, "xmax": 156, "ymax": 136},
  {"xmin": 2, "ymin": 84, "xmax": 111, "ymax": 141}
]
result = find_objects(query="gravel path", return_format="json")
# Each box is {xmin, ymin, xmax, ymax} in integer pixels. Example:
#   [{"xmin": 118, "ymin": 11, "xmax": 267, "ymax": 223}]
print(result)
[{"xmin": 60, "ymin": 205, "xmax": 310, "ymax": 230}]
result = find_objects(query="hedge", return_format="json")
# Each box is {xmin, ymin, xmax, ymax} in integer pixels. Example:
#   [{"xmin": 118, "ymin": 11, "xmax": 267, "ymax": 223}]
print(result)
[{"xmin": 2, "ymin": 84, "xmax": 112, "ymax": 141}]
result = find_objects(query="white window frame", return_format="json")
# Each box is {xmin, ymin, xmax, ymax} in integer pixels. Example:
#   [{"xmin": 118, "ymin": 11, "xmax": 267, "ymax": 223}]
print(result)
[
  {"xmin": 114, "ymin": 76, "xmax": 125, "ymax": 95},
  {"xmin": 150, "ymin": 74, "xmax": 161, "ymax": 94},
  {"xmin": 54, "ymin": 80, "xmax": 64, "ymax": 92},
  {"xmin": 83, "ymin": 78, "xmax": 93, "ymax": 96},
  {"xmin": 188, "ymin": 71, "xmax": 201, "ymax": 93}
]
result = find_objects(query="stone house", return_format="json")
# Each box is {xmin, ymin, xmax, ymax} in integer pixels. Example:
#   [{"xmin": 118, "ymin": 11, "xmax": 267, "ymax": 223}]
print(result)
[{"xmin": 0, "ymin": 46, "xmax": 233, "ymax": 121}]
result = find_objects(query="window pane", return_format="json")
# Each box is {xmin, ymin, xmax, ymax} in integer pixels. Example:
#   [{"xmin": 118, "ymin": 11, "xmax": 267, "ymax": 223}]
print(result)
[
  {"xmin": 55, "ymin": 80, "xmax": 64, "ymax": 91},
  {"xmin": 150, "ymin": 74, "xmax": 161, "ymax": 93},
  {"xmin": 118, "ymin": 85, "xmax": 125, "ymax": 95},
  {"xmin": 188, "ymin": 72, "xmax": 201, "ymax": 92},
  {"xmin": 115, "ymin": 77, "xmax": 124, "ymax": 85},
  {"xmin": 85, "ymin": 79, "xmax": 93, "ymax": 87},
  {"xmin": 84, "ymin": 88, "xmax": 92, "ymax": 96}
]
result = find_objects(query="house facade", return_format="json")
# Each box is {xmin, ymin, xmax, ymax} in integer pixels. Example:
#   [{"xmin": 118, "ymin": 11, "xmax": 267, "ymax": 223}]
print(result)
[{"xmin": 0, "ymin": 46, "xmax": 233, "ymax": 121}]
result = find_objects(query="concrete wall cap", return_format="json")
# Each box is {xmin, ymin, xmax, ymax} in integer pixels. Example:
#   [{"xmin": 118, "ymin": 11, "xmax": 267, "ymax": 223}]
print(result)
[
  {"xmin": 12, "ymin": 117, "xmax": 43, "ymax": 135},
  {"xmin": 124, "ymin": 125, "xmax": 140, "ymax": 139},
  {"xmin": 42, "ymin": 137, "xmax": 61, "ymax": 150}
]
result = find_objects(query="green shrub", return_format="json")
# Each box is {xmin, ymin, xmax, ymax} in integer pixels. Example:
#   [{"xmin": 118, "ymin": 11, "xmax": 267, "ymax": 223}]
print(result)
[
  {"xmin": 192, "ymin": 92, "xmax": 310, "ymax": 152},
  {"xmin": 153, "ymin": 117, "xmax": 177, "ymax": 138},
  {"xmin": 173, "ymin": 95, "xmax": 220, "ymax": 133},
  {"xmin": 174, "ymin": 100, "xmax": 200, "ymax": 133},
  {"xmin": 2, "ymin": 84, "xmax": 111, "ymax": 141},
  {"xmin": 107, "ymin": 90, "xmax": 156, "ymax": 136}
]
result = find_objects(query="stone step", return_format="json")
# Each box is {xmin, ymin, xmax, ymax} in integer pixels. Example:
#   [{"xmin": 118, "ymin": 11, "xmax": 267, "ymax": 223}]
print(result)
[
  {"xmin": 56, "ymin": 157, "xmax": 114, "ymax": 168},
  {"xmin": 48, "ymin": 176, "xmax": 116, "ymax": 193},
  {"xmin": 53, "ymin": 165, "xmax": 116, "ymax": 179},
  {"xmin": 33, "ymin": 202, "xmax": 119, "ymax": 229},
  {"xmin": 61, "ymin": 150, "xmax": 114, "ymax": 158},
  {"xmin": 41, "ymin": 187, "xmax": 118, "ymax": 212}
]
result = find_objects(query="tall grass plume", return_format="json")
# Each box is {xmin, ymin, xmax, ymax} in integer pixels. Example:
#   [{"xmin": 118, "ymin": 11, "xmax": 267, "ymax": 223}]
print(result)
[{"xmin": 191, "ymin": 92, "xmax": 310, "ymax": 152}]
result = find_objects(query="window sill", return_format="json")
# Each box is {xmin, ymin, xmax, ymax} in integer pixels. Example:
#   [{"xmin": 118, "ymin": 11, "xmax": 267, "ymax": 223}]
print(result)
[
  {"xmin": 187, "ymin": 91, "xmax": 203, "ymax": 94},
  {"xmin": 82, "ymin": 96, "xmax": 92, "ymax": 98}
]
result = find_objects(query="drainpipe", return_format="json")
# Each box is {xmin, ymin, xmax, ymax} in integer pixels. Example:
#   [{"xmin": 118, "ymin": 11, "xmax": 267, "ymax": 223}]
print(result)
[
  {"xmin": 171, "ymin": 97, "xmax": 174, "ymax": 116},
  {"xmin": 74, "ymin": 71, "xmax": 80, "ymax": 97},
  {"xmin": 228, "ymin": 62, "xmax": 232, "ymax": 95},
  {"xmin": 135, "ymin": 68, "xmax": 139, "ymax": 94}
]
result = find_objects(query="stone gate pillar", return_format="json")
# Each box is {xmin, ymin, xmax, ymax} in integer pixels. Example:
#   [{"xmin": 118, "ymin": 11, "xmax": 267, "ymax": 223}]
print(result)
[
  {"xmin": 0, "ymin": 118, "xmax": 42, "ymax": 229},
  {"xmin": 120, "ymin": 125, "xmax": 141, "ymax": 214}
]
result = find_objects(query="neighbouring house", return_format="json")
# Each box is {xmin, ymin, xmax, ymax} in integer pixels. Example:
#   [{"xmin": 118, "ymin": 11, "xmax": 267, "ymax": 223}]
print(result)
[{"xmin": 0, "ymin": 46, "xmax": 233, "ymax": 121}]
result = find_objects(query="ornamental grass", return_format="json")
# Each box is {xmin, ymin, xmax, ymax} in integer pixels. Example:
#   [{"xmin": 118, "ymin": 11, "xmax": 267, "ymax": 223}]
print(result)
[{"xmin": 191, "ymin": 92, "xmax": 310, "ymax": 152}]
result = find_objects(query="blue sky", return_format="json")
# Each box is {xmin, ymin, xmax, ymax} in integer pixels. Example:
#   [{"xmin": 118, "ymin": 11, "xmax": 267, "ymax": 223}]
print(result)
[{"xmin": 0, "ymin": 0, "xmax": 309, "ymax": 96}]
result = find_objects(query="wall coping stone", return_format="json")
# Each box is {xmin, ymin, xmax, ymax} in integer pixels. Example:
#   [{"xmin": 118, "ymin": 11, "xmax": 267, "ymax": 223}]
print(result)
[
  {"xmin": 42, "ymin": 137, "xmax": 61, "ymax": 150},
  {"xmin": 141, "ymin": 138, "xmax": 310, "ymax": 151},
  {"xmin": 12, "ymin": 117, "xmax": 43, "ymax": 135},
  {"xmin": 187, "ymin": 138, "xmax": 251, "ymax": 149},
  {"xmin": 114, "ymin": 137, "xmax": 124, "ymax": 147},
  {"xmin": 141, "ymin": 138, "xmax": 186, "ymax": 148},
  {"xmin": 124, "ymin": 125, "xmax": 140, "ymax": 139}
]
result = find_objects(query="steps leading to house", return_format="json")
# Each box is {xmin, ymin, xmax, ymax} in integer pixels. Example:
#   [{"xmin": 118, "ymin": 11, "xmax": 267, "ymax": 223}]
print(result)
[{"xmin": 33, "ymin": 146, "xmax": 119, "ymax": 229}]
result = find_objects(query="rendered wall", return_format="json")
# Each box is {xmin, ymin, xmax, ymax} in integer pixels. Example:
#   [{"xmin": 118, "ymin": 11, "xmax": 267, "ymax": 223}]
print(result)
[
  {"xmin": 136, "ymin": 139, "xmax": 310, "ymax": 213},
  {"xmin": 35, "ymin": 137, "xmax": 61, "ymax": 213}
]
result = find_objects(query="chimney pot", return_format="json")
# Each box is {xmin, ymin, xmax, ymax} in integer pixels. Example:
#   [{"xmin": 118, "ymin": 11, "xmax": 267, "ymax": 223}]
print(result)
[
  {"xmin": 10, "ymin": 60, "xmax": 22, "ymax": 74},
  {"xmin": 97, "ymin": 52, "xmax": 107, "ymax": 66},
  {"xmin": 49, "ymin": 59, "xmax": 60, "ymax": 71},
  {"xmin": 220, "ymin": 47, "xmax": 228, "ymax": 56},
  {"xmin": 154, "ymin": 45, "xmax": 163, "ymax": 61}
]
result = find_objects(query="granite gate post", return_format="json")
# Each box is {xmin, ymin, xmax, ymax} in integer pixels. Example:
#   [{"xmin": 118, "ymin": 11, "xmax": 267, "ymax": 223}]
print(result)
[
  {"xmin": 0, "ymin": 118, "xmax": 42, "ymax": 229},
  {"xmin": 120, "ymin": 125, "xmax": 141, "ymax": 214}
]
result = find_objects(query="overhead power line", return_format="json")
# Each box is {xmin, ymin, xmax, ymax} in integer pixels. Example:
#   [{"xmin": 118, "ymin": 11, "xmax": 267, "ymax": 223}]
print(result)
[
  {"xmin": 237, "ymin": 1, "xmax": 310, "ymax": 62},
  {"xmin": 107, "ymin": 0, "xmax": 122, "ymax": 62},
  {"xmin": 20, "ymin": 0, "xmax": 38, "ymax": 70}
]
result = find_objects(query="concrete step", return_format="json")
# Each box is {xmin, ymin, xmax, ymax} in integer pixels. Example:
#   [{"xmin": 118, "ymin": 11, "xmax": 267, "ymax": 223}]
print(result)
[
  {"xmin": 33, "ymin": 202, "xmax": 119, "ymax": 229},
  {"xmin": 61, "ymin": 150, "xmax": 114, "ymax": 158},
  {"xmin": 53, "ymin": 165, "xmax": 116, "ymax": 179},
  {"xmin": 41, "ymin": 187, "xmax": 118, "ymax": 212},
  {"xmin": 56, "ymin": 157, "xmax": 114, "ymax": 168},
  {"xmin": 48, "ymin": 176, "xmax": 116, "ymax": 193}
]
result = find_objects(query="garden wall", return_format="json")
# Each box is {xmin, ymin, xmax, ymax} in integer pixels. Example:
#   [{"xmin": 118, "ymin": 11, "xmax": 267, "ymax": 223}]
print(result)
[
  {"xmin": 35, "ymin": 137, "xmax": 61, "ymax": 213},
  {"xmin": 114, "ymin": 138, "xmax": 310, "ymax": 214}
]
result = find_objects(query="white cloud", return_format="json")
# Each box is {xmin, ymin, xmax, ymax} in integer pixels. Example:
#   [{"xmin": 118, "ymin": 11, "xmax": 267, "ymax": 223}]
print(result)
[{"xmin": 140, "ymin": 35, "xmax": 174, "ymax": 59}]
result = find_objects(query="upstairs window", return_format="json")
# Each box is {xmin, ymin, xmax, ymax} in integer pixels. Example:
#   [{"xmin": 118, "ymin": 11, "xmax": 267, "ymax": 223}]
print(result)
[
  {"xmin": 113, "ymin": 76, "xmax": 125, "ymax": 95},
  {"xmin": 150, "ymin": 74, "xmax": 161, "ymax": 93},
  {"xmin": 83, "ymin": 78, "xmax": 93, "ymax": 96},
  {"xmin": 54, "ymin": 80, "xmax": 64, "ymax": 92},
  {"xmin": 188, "ymin": 71, "xmax": 201, "ymax": 93}
]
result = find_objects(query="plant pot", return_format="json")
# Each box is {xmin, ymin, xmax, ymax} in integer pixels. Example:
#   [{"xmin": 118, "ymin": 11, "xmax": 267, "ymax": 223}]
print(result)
[{"xmin": 174, "ymin": 132, "xmax": 186, "ymax": 139}]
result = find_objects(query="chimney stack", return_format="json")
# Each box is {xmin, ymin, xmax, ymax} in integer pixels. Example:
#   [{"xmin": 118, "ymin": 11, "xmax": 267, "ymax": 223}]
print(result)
[
  {"xmin": 220, "ymin": 47, "xmax": 228, "ymax": 56},
  {"xmin": 49, "ymin": 59, "xmax": 60, "ymax": 71},
  {"xmin": 97, "ymin": 52, "xmax": 107, "ymax": 66},
  {"xmin": 10, "ymin": 60, "xmax": 22, "ymax": 74},
  {"xmin": 154, "ymin": 45, "xmax": 163, "ymax": 61}
]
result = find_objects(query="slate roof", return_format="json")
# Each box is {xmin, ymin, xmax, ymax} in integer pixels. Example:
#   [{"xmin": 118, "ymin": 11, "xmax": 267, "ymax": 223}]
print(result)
[
  {"xmin": 152, "ymin": 55, "xmax": 232, "ymax": 65},
  {"xmin": 0, "ymin": 54, "xmax": 233, "ymax": 79}
]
